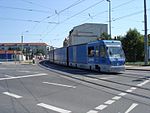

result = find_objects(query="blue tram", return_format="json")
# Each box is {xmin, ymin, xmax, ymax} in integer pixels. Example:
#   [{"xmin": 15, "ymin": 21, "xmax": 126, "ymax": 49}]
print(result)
[{"xmin": 49, "ymin": 40, "xmax": 125, "ymax": 72}]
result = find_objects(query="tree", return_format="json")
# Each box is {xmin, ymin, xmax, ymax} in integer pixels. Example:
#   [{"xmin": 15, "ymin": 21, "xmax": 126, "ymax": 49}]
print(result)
[
  {"xmin": 121, "ymin": 28, "xmax": 144, "ymax": 62},
  {"xmin": 114, "ymin": 35, "xmax": 124, "ymax": 41},
  {"xmin": 99, "ymin": 32, "xmax": 111, "ymax": 40},
  {"xmin": 35, "ymin": 49, "xmax": 45, "ymax": 55}
]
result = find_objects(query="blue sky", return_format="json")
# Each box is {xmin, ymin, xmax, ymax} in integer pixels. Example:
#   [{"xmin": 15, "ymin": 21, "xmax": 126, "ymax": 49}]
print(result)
[{"xmin": 0, "ymin": 0, "xmax": 149, "ymax": 47}]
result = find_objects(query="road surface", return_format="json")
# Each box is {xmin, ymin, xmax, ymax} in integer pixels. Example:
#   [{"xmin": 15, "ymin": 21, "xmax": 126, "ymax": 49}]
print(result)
[{"xmin": 0, "ymin": 62, "xmax": 149, "ymax": 113}]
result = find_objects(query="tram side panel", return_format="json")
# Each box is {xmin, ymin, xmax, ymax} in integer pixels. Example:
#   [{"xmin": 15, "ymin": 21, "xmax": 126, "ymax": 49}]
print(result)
[
  {"xmin": 49, "ymin": 50, "xmax": 54, "ymax": 62},
  {"xmin": 54, "ymin": 47, "xmax": 67, "ymax": 65},
  {"xmin": 68, "ymin": 44, "xmax": 88, "ymax": 69}
]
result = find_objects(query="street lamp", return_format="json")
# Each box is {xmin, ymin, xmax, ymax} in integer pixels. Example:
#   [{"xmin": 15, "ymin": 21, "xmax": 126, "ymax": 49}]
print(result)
[
  {"xmin": 106, "ymin": 0, "xmax": 111, "ymax": 38},
  {"xmin": 144, "ymin": 0, "xmax": 149, "ymax": 65}
]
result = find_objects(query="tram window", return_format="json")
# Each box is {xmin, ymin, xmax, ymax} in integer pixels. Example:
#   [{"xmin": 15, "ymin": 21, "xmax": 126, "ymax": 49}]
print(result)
[
  {"xmin": 95, "ymin": 46, "xmax": 99, "ymax": 57},
  {"xmin": 88, "ymin": 46, "xmax": 94, "ymax": 57},
  {"xmin": 100, "ymin": 46, "xmax": 106, "ymax": 57}
]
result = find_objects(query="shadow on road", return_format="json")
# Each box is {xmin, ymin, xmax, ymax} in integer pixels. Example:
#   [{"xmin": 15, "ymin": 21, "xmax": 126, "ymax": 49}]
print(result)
[{"xmin": 39, "ymin": 60, "xmax": 119, "ymax": 76}]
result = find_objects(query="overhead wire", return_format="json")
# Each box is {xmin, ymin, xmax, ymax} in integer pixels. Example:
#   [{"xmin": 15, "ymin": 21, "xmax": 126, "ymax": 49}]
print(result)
[
  {"xmin": 57, "ymin": 0, "xmax": 86, "ymax": 14},
  {"xmin": 112, "ymin": 0, "xmax": 136, "ymax": 10},
  {"xmin": 26, "ymin": 0, "xmax": 86, "ymax": 36},
  {"xmin": 60, "ymin": 0, "xmax": 105, "ymax": 23},
  {"xmin": 0, "ymin": 17, "xmax": 59, "ymax": 24},
  {"xmin": 81, "ymin": 0, "xmax": 137, "ymax": 23},
  {"xmin": 2, "ymin": 0, "xmax": 147, "ymax": 43},
  {"xmin": 113, "ymin": 8, "xmax": 150, "ymax": 21},
  {"xmin": 41, "ymin": 0, "xmax": 105, "ymax": 39},
  {"xmin": 0, "ymin": 5, "xmax": 52, "ymax": 13},
  {"xmin": 31, "ymin": 0, "xmax": 86, "ymax": 27},
  {"xmin": 20, "ymin": 0, "xmax": 52, "ymax": 10},
  {"xmin": 35, "ymin": 0, "xmax": 88, "ymax": 38},
  {"xmin": 48, "ymin": 0, "xmax": 147, "ymax": 42},
  {"xmin": 77, "ymin": 0, "xmax": 140, "ymax": 33}
]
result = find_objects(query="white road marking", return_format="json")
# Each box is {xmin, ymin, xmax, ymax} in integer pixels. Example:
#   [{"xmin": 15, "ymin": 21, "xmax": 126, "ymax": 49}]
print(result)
[
  {"xmin": 0, "ymin": 73, "xmax": 47, "ymax": 81},
  {"xmin": 37, "ymin": 103, "xmax": 72, "ymax": 113},
  {"xmin": 112, "ymin": 96, "xmax": 121, "ymax": 100},
  {"xmin": 137, "ymin": 80, "xmax": 149, "ymax": 87},
  {"xmin": 3, "ymin": 92, "xmax": 22, "ymax": 98},
  {"xmin": 18, "ymin": 71, "xmax": 30, "ymax": 73},
  {"xmin": 43, "ymin": 82, "xmax": 76, "ymax": 88},
  {"xmin": 86, "ymin": 110, "xmax": 98, "ymax": 113},
  {"xmin": 95, "ymin": 104, "xmax": 107, "ymax": 110},
  {"xmin": 90, "ymin": 80, "xmax": 145, "ymax": 113},
  {"xmin": 85, "ymin": 77, "xmax": 98, "ymax": 81},
  {"xmin": 130, "ymin": 87, "xmax": 137, "ymax": 90},
  {"xmin": 4, "ymin": 75, "xmax": 13, "ymax": 78},
  {"xmin": 104, "ymin": 100, "xmax": 115, "ymax": 105},
  {"xmin": 118, "ymin": 92, "xmax": 127, "ymax": 96},
  {"xmin": 124, "ymin": 103, "xmax": 138, "ymax": 113},
  {"xmin": 126, "ymin": 89, "xmax": 133, "ymax": 93},
  {"xmin": 100, "ymin": 76, "xmax": 117, "ymax": 80}
]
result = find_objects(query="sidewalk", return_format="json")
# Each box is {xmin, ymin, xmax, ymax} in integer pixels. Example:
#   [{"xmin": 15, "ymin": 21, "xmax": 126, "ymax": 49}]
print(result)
[
  {"xmin": 1, "ymin": 61, "xmax": 150, "ymax": 71},
  {"xmin": 0, "ymin": 60, "xmax": 33, "ymax": 65},
  {"xmin": 125, "ymin": 65, "xmax": 150, "ymax": 71}
]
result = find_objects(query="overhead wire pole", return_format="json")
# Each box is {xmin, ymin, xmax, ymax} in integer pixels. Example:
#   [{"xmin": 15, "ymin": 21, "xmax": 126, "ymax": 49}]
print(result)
[
  {"xmin": 144, "ymin": 0, "xmax": 149, "ymax": 65},
  {"xmin": 21, "ymin": 34, "xmax": 24, "ymax": 61},
  {"xmin": 106, "ymin": 0, "xmax": 111, "ymax": 39},
  {"xmin": 21, "ymin": 30, "xmax": 28, "ymax": 61}
]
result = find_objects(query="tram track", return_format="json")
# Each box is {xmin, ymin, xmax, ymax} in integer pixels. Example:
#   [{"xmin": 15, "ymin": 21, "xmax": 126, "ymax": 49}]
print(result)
[
  {"xmin": 41, "ymin": 60, "xmax": 150, "ymax": 91},
  {"xmin": 40, "ymin": 60, "xmax": 150, "ymax": 105},
  {"xmin": 121, "ymin": 71, "xmax": 150, "ymax": 79}
]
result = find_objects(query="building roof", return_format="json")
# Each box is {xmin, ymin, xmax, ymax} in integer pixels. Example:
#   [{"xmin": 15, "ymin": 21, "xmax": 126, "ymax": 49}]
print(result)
[
  {"xmin": 0, "ymin": 43, "xmax": 48, "ymax": 46},
  {"xmin": 0, "ymin": 50, "xmax": 21, "ymax": 54},
  {"xmin": 73, "ymin": 23, "xmax": 107, "ymax": 29}
]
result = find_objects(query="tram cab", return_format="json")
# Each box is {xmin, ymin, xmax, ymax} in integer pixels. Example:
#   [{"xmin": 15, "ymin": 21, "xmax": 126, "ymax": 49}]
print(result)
[{"xmin": 87, "ymin": 40, "xmax": 125, "ymax": 72}]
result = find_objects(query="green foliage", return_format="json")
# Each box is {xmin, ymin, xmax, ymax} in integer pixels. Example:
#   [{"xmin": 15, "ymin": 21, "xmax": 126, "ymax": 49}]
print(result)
[
  {"xmin": 100, "ymin": 32, "xmax": 111, "ymax": 40},
  {"xmin": 121, "ymin": 28, "xmax": 144, "ymax": 62},
  {"xmin": 35, "ymin": 49, "xmax": 44, "ymax": 55},
  {"xmin": 114, "ymin": 35, "xmax": 124, "ymax": 41},
  {"xmin": 16, "ymin": 47, "xmax": 21, "ymax": 51}
]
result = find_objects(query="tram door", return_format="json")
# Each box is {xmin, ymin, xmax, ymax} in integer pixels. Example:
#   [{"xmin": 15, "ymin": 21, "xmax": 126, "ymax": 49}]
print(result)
[
  {"xmin": 88, "ymin": 46, "xmax": 94, "ymax": 64},
  {"xmin": 88, "ymin": 45, "xmax": 100, "ymax": 64},
  {"xmin": 99, "ymin": 45, "xmax": 107, "ymax": 64},
  {"xmin": 94, "ymin": 45, "xmax": 100, "ymax": 64}
]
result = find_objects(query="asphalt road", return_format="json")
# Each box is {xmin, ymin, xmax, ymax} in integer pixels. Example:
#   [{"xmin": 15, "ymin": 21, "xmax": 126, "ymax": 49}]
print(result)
[{"xmin": 0, "ymin": 62, "xmax": 150, "ymax": 113}]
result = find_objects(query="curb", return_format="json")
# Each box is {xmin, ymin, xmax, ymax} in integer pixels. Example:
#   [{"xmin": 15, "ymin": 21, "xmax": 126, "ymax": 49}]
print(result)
[{"xmin": 126, "ymin": 68, "xmax": 150, "ymax": 71}]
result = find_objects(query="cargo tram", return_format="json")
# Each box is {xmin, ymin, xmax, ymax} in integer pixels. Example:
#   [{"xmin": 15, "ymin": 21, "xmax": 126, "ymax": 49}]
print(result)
[{"xmin": 49, "ymin": 40, "xmax": 125, "ymax": 72}]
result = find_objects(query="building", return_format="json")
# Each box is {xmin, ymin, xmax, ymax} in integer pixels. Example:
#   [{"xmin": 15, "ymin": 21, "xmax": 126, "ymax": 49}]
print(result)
[
  {"xmin": 0, "ymin": 43, "xmax": 48, "ymax": 61},
  {"xmin": 64, "ymin": 23, "xmax": 108, "ymax": 46}
]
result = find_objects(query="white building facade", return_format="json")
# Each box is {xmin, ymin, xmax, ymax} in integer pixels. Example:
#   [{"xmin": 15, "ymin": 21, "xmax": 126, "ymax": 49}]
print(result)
[{"xmin": 67, "ymin": 23, "xmax": 108, "ymax": 46}]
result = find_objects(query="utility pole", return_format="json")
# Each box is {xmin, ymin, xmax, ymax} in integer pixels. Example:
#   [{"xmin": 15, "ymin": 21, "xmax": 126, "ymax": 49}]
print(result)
[
  {"xmin": 106, "ymin": 0, "xmax": 111, "ymax": 39},
  {"xmin": 144, "ymin": 0, "xmax": 149, "ymax": 65},
  {"xmin": 21, "ymin": 35, "xmax": 23, "ymax": 61},
  {"xmin": 21, "ymin": 35, "xmax": 23, "ymax": 51}
]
